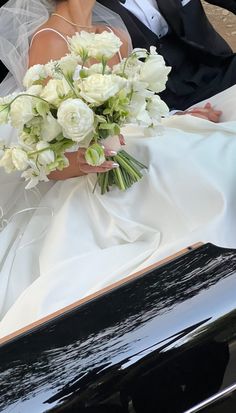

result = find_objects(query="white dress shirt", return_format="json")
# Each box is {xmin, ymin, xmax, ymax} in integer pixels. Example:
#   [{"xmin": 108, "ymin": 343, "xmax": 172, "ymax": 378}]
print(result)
[{"xmin": 120, "ymin": 0, "xmax": 192, "ymax": 37}]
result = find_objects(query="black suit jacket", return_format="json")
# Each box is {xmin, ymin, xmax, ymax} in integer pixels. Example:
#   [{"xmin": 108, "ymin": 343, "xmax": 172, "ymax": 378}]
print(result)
[{"xmin": 97, "ymin": 0, "xmax": 236, "ymax": 109}]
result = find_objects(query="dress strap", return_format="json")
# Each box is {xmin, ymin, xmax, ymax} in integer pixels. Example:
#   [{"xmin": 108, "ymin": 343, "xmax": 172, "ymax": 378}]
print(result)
[{"xmin": 30, "ymin": 28, "xmax": 69, "ymax": 48}]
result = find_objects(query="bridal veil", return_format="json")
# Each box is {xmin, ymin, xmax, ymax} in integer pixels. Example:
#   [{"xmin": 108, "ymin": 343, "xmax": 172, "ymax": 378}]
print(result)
[{"xmin": 0, "ymin": 0, "xmax": 132, "ymax": 95}]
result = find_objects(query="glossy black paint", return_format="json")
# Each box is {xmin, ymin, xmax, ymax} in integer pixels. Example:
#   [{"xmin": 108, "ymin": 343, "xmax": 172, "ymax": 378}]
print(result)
[{"xmin": 0, "ymin": 243, "xmax": 236, "ymax": 413}]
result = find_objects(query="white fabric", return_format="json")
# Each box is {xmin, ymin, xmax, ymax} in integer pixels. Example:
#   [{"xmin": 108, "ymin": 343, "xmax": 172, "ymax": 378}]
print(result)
[
  {"xmin": 120, "ymin": 0, "xmax": 191, "ymax": 36},
  {"xmin": 0, "ymin": 85, "xmax": 236, "ymax": 339}
]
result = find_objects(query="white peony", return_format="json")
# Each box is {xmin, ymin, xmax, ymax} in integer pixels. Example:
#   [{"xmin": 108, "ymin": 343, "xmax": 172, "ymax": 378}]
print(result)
[
  {"xmin": 41, "ymin": 112, "xmax": 62, "ymax": 142},
  {"xmin": 79, "ymin": 74, "xmax": 126, "ymax": 105},
  {"xmin": 139, "ymin": 49, "xmax": 171, "ymax": 93},
  {"xmin": 10, "ymin": 95, "xmax": 35, "ymax": 130},
  {"xmin": 90, "ymin": 31, "xmax": 122, "ymax": 60},
  {"xmin": 57, "ymin": 98, "xmax": 94, "ymax": 142},
  {"xmin": 23, "ymin": 64, "xmax": 47, "ymax": 89},
  {"xmin": 11, "ymin": 148, "xmax": 28, "ymax": 170},
  {"xmin": 36, "ymin": 141, "xmax": 55, "ymax": 165},
  {"xmin": 40, "ymin": 78, "xmax": 71, "ymax": 106}
]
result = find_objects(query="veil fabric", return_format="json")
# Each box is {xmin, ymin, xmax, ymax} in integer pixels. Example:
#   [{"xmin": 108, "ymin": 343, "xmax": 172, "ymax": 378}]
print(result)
[{"xmin": 0, "ymin": 0, "xmax": 132, "ymax": 95}]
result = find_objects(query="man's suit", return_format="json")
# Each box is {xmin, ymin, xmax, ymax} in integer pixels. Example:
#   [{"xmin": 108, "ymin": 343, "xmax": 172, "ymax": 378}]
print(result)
[{"xmin": 97, "ymin": 0, "xmax": 236, "ymax": 109}]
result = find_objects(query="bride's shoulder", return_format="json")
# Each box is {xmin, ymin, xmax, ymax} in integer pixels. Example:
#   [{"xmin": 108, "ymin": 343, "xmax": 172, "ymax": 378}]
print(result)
[{"xmin": 29, "ymin": 22, "xmax": 70, "ymax": 67}]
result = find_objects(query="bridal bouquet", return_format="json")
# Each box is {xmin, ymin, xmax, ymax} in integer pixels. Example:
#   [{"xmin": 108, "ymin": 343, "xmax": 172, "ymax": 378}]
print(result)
[{"xmin": 0, "ymin": 30, "xmax": 170, "ymax": 193}]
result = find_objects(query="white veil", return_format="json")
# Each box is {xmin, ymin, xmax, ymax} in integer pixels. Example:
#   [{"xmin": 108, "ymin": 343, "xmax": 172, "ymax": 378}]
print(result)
[{"xmin": 0, "ymin": 0, "xmax": 132, "ymax": 96}]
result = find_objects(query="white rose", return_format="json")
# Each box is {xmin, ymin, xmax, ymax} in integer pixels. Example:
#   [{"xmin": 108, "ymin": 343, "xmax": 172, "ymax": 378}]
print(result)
[
  {"xmin": 40, "ymin": 79, "xmax": 71, "ymax": 106},
  {"xmin": 146, "ymin": 95, "xmax": 169, "ymax": 125},
  {"xmin": 11, "ymin": 148, "xmax": 28, "ymax": 170},
  {"xmin": 0, "ymin": 93, "xmax": 17, "ymax": 105},
  {"xmin": 79, "ymin": 74, "xmax": 126, "ymax": 104},
  {"xmin": 19, "ymin": 131, "xmax": 38, "ymax": 150},
  {"xmin": 90, "ymin": 31, "xmax": 122, "ymax": 60},
  {"xmin": 26, "ymin": 85, "xmax": 43, "ymax": 96},
  {"xmin": 10, "ymin": 96, "xmax": 35, "ymax": 130},
  {"xmin": 58, "ymin": 55, "xmax": 80, "ymax": 77},
  {"xmin": 46, "ymin": 55, "xmax": 79, "ymax": 79},
  {"xmin": 41, "ymin": 112, "xmax": 62, "ymax": 142},
  {"xmin": 113, "ymin": 58, "xmax": 143, "ymax": 80},
  {"xmin": 23, "ymin": 64, "xmax": 47, "ymax": 89},
  {"xmin": 36, "ymin": 141, "xmax": 55, "ymax": 165},
  {"xmin": 0, "ymin": 149, "xmax": 16, "ymax": 173},
  {"xmin": 68, "ymin": 31, "xmax": 96, "ymax": 58},
  {"xmin": 0, "ymin": 104, "xmax": 10, "ymax": 124},
  {"xmin": 88, "ymin": 63, "xmax": 111, "ymax": 75},
  {"xmin": 57, "ymin": 98, "xmax": 94, "ymax": 142},
  {"xmin": 140, "ymin": 52, "xmax": 171, "ymax": 93}
]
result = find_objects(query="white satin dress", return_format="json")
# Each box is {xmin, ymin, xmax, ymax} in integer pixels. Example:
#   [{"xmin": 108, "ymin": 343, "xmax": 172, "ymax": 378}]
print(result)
[{"xmin": 0, "ymin": 84, "xmax": 236, "ymax": 339}]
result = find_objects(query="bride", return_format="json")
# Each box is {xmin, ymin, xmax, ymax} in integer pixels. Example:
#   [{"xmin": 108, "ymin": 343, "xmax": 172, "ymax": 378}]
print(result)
[{"xmin": 0, "ymin": 0, "xmax": 236, "ymax": 339}]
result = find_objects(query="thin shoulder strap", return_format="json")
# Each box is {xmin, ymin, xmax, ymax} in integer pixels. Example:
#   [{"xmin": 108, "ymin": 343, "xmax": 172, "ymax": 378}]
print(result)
[
  {"xmin": 105, "ymin": 26, "xmax": 122, "ymax": 62},
  {"xmin": 30, "ymin": 28, "xmax": 69, "ymax": 48}
]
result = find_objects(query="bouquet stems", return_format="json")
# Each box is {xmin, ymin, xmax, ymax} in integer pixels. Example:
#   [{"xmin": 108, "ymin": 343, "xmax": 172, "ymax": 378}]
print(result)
[{"xmin": 97, "ymin": 150, "xmax": 147, "ymax": 195}]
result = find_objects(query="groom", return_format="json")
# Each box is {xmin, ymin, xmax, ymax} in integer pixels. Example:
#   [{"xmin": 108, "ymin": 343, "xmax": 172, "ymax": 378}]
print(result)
[{"xmin": 97, "ymin": 0, "xmax": 236, "ymax": 111}]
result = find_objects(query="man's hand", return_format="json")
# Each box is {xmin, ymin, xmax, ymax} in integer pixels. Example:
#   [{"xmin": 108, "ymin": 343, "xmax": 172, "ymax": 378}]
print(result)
[{"xmin": 180, "ymin": 102, "xmax": 222, "ymax": 122}]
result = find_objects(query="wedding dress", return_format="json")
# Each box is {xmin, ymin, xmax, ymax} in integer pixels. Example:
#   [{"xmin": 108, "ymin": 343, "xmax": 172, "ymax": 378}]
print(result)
[{"xmin": 0, "ymin": 85, "xmax": 236, "ymax": 339}]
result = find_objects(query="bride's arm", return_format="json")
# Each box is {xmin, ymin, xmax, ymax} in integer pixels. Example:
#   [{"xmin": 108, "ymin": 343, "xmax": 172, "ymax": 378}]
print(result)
[
  {"xmin": 176, "ymin": 103, "xmax": 222, "ymax": 122},
  {"xmin": 48, "ymin": 150, "xmax": 119, "ymax": 180}
]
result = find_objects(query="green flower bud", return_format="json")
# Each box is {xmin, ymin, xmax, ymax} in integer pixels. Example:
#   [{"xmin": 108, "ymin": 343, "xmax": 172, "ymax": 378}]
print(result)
[{"xmin": 85, "ymin": 143, "xmax": 105, "ymax": 166}]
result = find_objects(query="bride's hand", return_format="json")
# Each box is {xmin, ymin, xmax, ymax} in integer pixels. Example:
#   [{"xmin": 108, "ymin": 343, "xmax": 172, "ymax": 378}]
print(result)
[
  {"xmin": 77, "ymin": 148, "xmax": 119, "ymax": 174},
  {"xmin": 181, "ymin": 103, "xmax": 222, "ymax": 122}
]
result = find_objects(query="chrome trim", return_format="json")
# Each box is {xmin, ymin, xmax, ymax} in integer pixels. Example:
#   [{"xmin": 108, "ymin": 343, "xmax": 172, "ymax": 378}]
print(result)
[{"xmin": 183, "ymin": 383, "xmax": 236, "ymax": 413}]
